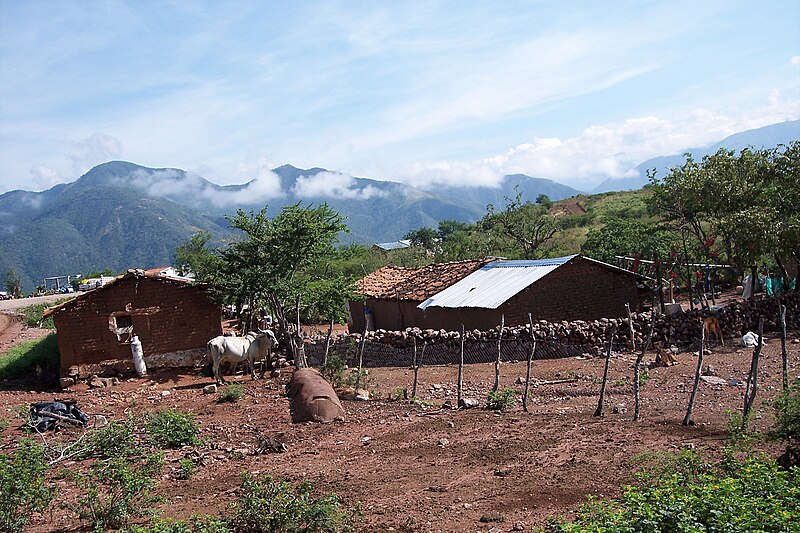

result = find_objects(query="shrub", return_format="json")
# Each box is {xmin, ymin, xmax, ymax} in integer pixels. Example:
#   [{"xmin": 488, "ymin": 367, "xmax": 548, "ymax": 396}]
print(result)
[
  {"xmin": 218, "ymin": 383, "xmax": 245, "ymax": 403},
  {"xmin": 81, "ymin": 418, "xmax": 138, "ymax": 459},
  {"xmin": 319, "ymin": 354, "xmax": 346, "ymax": 387},
  {"xmin": 146, "ymin": 410, "xmax": 201, "ymax": 449},
  {"xmin": 226, "ymin": 473, "xmax": 359, "ymax": 532},
  {"xmin": 772, "ymin": 382, "xmax": 800, "ymax": 443},
  {"xmin": 125, "ymin": 515, "xmax": 231, "ymax": 532},
  {"xmin": 486, "ymin": 388, "xmax": 516, "ymax": 411},
  {"xmin": 76, "ymin": 451, "xmax": 163, "ymax": 531},
  {"xmin": 0, "ymin": 333, "xmax": 59, "ymax": 381},
  {"xmin": 18, "ymin": 299, "xmax": 69, "ymax": 329},
  {"xmin": 549, "ymin": 453, "xmax": 800, "ymax": 532},
  {"xmin": 177, "ymin": 458, "xmax": 197, "ymax": 480},
  {"xmin": 343, "ymin": 368, "xmax": 377, "ymax": 393},
  {"xmin": 0, "ymin": 440, "xmax": 52, "ymax": 532}
]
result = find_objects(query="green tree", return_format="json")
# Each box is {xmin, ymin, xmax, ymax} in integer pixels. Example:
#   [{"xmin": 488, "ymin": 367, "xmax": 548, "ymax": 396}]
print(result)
[
  {"xmin": 173, "ymin": 231, "xmax": 222, "ymax": 279},
  {"xmin": 214, "ymin": 204, "xmax": 353, "ymax": 348},
  {"xmin": 535, "ymin": 193, "xmax": 553, "ymax": 208},
  {"xmin": 647, "ymin": 142, "xmax": 800, "ymax": 278},
  {"xmin": 404, "ymin": 227, "xmax": 438, "ymax": 253},
  {"xmin": 581, "ymin": 218, "xmax": 671, "ymax": 264},
  {"xmin": 3, "ymin": 269, "xmax": 21, "ymax": 298},
  {"xmin": 484, "ymin": 190, "xmax": 558, "ymax": 259}
]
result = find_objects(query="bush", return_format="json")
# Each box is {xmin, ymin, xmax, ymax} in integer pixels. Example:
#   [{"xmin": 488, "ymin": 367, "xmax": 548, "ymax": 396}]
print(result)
[
  {"xmin": 0, "ymin": 333, "xmax": 59, "ymax": 381},
  {"xmin": 125, "ymin": 515, "xmax": 231, "ymax": 533},
  {"xmin": 146, "ymin": 410, "xmax": 201, "ymax": 449},
  {"xmin": 218, "ymin": 383, "xmax": 245, "ymax": 403},
  {"xmin": 486, "ymin": 388, "xmax": 516, "ymax": 411},
  {"xmin": 319, "ymin": 354, "xmax": 346, "ymax": 387},
  {"xmin": 772, "ymin": 382, "xmax": 800, "ymax": 443},
  {"xmin": 177, "ymin": 458, "xmax": 197, "ymax": 480},
  {"xmin": 226, "ymin": 473, "xmax": 359, "ymax": 532},
  {"xmin": 18, "ymin": 299, "xmax": 69, "ymax": 329},
  {"xmin": 76, "ymin": 451, "xmax": 163, "ymax": 531},
  {"xmin": 549, "ymin": 453, "xmax": 800, "ymax": 532},
  {"xmin": 0, "ymin": 440, "xmax": 52, "ymax": 532},
  {"xmin": 81, "ymin": 418, "xmax": 138, "ymax": 459}
]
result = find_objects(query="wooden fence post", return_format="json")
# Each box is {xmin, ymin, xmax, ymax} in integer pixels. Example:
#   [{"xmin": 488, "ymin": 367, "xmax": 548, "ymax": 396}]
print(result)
[
  {"xmin": 523, "ymin": 313, "xmax": 536, "ymax": 413},
  {"xmin": 593, "ymin": 325, "xmax": 618, "ymax": 417},
  {"xmin": 683, "ymin": 327, "xmax": 705, "ymax": 426},
  {"xmin": 323, "ymin": 317, "xmax": 334, "ymax": 367},
  {"xmin": 458, "ymin": 324, "xmax": 465, "ymax": 407},
  {"xmin": 780, "ymin": 304, "xmax": 788, "ymax": 391},
  {"xmin": 634, "ymin": 312, "xmax": 656, "ymax": 421},
  {"xmin": 625, "ymin": 303, "xmax": 636, "ymax": 352},
  {"xmin": 493, "ymin": 314, "xmax": 504, "ymax": 392},
  {"xmin": 411, "ymin": 340, "xmax": 426, "ymax": 400},
  {"xmin": 355, "ymin": 328, "xmax": 366, "ymax": 389},
  {"xmin": 743, "ymin": 316, "xmax": 765, "ymax": 419}
]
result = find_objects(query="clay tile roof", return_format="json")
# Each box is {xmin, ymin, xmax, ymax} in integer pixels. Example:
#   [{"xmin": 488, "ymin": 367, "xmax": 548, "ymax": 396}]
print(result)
[{"xmin": 356, "ymin": 259, "xmax": 492, "ymax": 301}]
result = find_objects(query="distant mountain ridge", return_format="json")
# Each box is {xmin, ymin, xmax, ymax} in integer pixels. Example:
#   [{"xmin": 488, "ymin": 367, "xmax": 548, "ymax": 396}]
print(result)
[
  {"xmin": 2, "ymin": 120, "xmax": 796, "ymax": 290},
  {"xmin": 0, "ymin": 161, "xmax": 579, "ymax": 290},
  {"xmin": 592, "ymin": 120, "xmax": 799, "ymax": 192}
]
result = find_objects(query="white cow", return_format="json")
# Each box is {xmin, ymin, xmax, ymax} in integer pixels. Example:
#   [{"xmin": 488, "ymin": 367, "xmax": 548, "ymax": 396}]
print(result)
[{"xmin": 207, "ymin": 330, "xmax": 278, "ymax": 384}]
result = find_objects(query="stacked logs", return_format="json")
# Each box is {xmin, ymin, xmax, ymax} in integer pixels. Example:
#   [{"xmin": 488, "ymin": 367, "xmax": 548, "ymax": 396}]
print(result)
[{"xmin": 305, "ymin": 293, "xmax": 798, "ymax": 352}]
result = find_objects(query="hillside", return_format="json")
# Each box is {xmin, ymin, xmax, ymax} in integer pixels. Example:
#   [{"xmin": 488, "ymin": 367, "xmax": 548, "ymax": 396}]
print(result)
[{"xmin": 0, "ymin": 162, "xmax": 580, "ymax": 291}]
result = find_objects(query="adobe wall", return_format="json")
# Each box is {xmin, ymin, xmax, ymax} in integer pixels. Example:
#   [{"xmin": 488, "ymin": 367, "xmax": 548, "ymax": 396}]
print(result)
[{"xmin": 54, "ymin": 276, "xmax": 221, "ymax": 373}]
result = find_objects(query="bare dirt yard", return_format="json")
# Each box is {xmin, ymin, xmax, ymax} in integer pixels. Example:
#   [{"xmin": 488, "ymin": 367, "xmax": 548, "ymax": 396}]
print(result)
[{"xmin": 1, "ymin": 314, "xmax": 798, "ymax": 532}]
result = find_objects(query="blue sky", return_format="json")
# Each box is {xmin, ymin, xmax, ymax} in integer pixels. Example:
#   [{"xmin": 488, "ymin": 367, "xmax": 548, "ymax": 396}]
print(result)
[{"xmin": 0, "ymin": 0, "xmax": 798, "ymax": 194}]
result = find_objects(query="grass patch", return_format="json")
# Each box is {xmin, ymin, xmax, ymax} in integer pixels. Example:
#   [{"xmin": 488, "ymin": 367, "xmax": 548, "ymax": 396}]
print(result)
[
  {"xmin": 0, "ymin": 333, "xmax": 59, "ymax": 381},
  {"xmin": 17, "ymin": 299, "xmax": 70, "ymax": 329}
]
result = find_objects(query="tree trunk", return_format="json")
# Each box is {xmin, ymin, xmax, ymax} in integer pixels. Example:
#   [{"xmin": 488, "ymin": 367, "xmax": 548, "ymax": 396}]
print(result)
[
  {"xmin": 780, "ymin": 304, "xmax": 788, "ymax": 391},
  {"xmin": 593, "ymin": 325, "xmax": 617, "ymax": 417},
  {"xmin": 493, "ymin": 315, "xmax": 504, "ymax": 392},
  {"xmin": 625, "ymin": 303, "xmax": 636, "ymax": 352},
  {"xmin": 634, "ymin": 312, "xmax": 656, "ymax": 421},
  {"xmin": 523, "ymin": 313, "xmax": 535, "ymax": 414},
  {"xmin": 323, "ymin": 317, "xmax": 334, "ymax": 367},
  {"xmin": 683, "ymin": 327, "xmax": 704, "ymax": 426},
  {"xmin": 749, "ymin": 265, "xmax": 757, "ymax": 302},
  {"xmin": 743, "ymin": 316, "xmax": 764, "ymax": 419},
  {"xmin": 457, "ymin": 324, "xmax": 465, "ymax": 406},
  {"xmin": 775, "ymin": 254, "xmax": 791, "ymax": 292},
  {"xmin": 654, "ymin": 251, "xmax": 665, "ymax": 314}
]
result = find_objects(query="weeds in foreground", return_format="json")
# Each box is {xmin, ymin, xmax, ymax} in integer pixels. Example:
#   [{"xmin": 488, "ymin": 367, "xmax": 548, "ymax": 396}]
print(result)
[
  {"xmin": 486, "ymin": 388, "xmax": 516, "ymax": 411},
  {"xmin": 146, "ymin": 410, "xmax": 201, "ymax": 449},
  {"xmin": 0, "ymin": 440, "xmax": 52, "ymax": 533},
  {"xmin": 218, "ymin": 383, "xmax": 246, "ymax": 403},
  {"xmin": 226, "ymin": 473, "xmax": 360, "ymax": 533},
  {"xmin": 176, "ymin": 458, "xmax": 197, "ymax": 480}
]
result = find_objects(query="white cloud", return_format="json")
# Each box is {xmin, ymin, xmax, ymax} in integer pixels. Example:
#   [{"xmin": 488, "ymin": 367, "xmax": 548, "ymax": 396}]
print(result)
[
  {"xmin": 68, "ymin": 133, "xmax": 123, "ymax": 176},
  {"xmin": 396, "ymin": 94, "xmax": 800, "ymax": 190},
  {"xmin": 29, "ymin": 164, "xmax": 63, "ymax": 191},
  {"xmin": 292, "ymin": 171, "xmax": 387, "ymax": 200},
  {"xmin": 792, "ymin": 55, "xmax": 800, "ymax": 66}
]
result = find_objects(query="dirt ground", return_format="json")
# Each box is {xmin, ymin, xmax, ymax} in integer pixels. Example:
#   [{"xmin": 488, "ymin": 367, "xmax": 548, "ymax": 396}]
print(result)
[{"xmin": 1, "ymin": 313, "xmax": 798, "ymax": 532}]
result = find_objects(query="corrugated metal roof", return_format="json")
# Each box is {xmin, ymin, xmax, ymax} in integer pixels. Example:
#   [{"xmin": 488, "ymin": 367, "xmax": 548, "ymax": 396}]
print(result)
[
  {"xmin": 418, "ymin": 255, "xmax": 577, "ymax": 310},
  {"xmin": 374, "ymin": 239, "xmax": 411, "ymax": 251}
]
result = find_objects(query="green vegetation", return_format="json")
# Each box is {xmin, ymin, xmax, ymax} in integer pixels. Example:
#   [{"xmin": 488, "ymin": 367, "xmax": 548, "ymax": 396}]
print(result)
[
  {"xmin": 548, "ymin": 452, "xmax": 799, "ymax": 532},
  {"xmin": 18, "ymin": 298, "xmax": 70, "ymax": 329},
  {"xmin": 176, "ymin": 458, "xmax": 198, "ymax": 480},
  {"xmin": 486, "ymin": 388, "xmax": 517, "ymax": 410},
  {"xmin": 226, "ymin": 473, "xmax": 359, "ymax": 533},
  {"xmin": 3, "ymin": 268, "xmax": 22, "ymax": 299},
  {"xmin": 126, "ymin": 515, "xmax": 231, "ymax": 533},
  {"xmin": 218, "ymin": 383, "xmax": 246, "ymax": 403},
  {"xmin": 320, "ymin": 354, "xmax": 347, "ymax": 387},
  {"xmin": 0, "ymin": 440, "xmax": 52, "ymax": 533},
  {"xmin": 76, "ymin": 451, "xmax": 164, "ymax": 531},
  {"xmin": 145, "ymin": 410, "xmax": 201, "ymax": 449},
  {"xmin": 0, "ymin": 333, "xmax": 59, "ymax": 381}
]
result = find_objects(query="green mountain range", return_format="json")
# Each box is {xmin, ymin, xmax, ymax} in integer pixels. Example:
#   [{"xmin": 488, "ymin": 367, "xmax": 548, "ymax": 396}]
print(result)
[{"xmin": 0, "ymin": 162, "xmax": 579, "ymax": 290}]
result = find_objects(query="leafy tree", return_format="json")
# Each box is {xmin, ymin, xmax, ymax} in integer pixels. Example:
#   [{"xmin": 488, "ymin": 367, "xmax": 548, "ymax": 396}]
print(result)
[
  {"xmin": 484, "ymin": 190, "xmax": 558, "ymax": 259},
  {"xmin": 404, "ymin": 227, "xmax": 438, "ymax": 253},
  {"xmin": 210, "ymin": 204, "xmax": 354, "ymax": 358},
  {"xmin": 3, "ymin": 269, "xmax": 21, "ymax": 298},
  {"xmin": 173, "ymin": 230, "xmax": 221, "ymax": 279},
  {"xmin": 581, "ymin": 218, "xmax": 672, "ymax": 264},
  {"xmin": 535, "ymin": 193, "xmax": 553, "ymax": 208},
  {"xmin": 647, "ymin": 142, "xmax": 800, "ymax": 278}
]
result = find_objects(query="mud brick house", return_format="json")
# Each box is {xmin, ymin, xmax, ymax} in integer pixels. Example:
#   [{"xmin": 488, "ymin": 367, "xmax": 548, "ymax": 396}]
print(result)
[
  {"xmin": 417, "ymin": 255, "xmax": 648, "ymax": 330},
  {"xmin": 349, "ymin": 259, "xmax": 492, "ymax": 332},
  {"xmin": 43, "ymin": 269, "xmax": 221, "ymax": 375}
]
